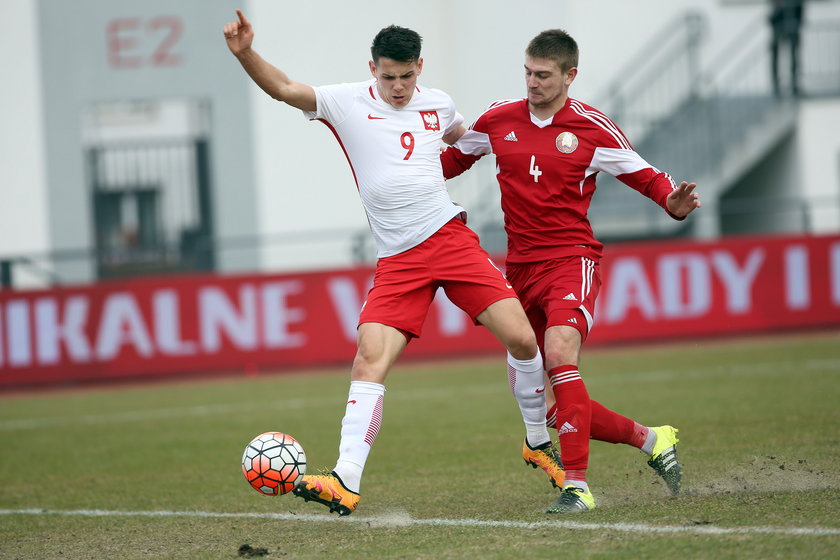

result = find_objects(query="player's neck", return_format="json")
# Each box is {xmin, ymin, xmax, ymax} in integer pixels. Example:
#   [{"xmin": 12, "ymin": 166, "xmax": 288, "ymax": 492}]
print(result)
[{"xmin": 528, "ymin": 94, "xmax": 568, "ymax": 122}]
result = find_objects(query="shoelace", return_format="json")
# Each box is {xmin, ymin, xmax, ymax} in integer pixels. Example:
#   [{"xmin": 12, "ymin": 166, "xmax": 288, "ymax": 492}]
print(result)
[
  {"xmin": 544, "ymin": 444, "xmax": 564, "ymax": 468},
  {"xmin": 534, "ymin": 442, "xmax": 564, "ymax": 466}
]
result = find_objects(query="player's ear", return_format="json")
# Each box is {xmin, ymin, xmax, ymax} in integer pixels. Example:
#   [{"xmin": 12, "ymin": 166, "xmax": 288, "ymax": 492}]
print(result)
[
  {"xmin": 416, "ymin": 57, "xmax": 423, "ymax": 75},
  {"xmin": 565, "ymin": 67, "xmax": 578, "ymax": 86},
  {"xmin": 369, "ymin": 60, "xmax": 377, "ymax": 78}
]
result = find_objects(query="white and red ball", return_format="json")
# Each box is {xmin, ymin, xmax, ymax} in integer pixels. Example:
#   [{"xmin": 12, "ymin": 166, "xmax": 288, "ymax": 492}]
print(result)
[{"xmin": 242, "ymin": 432, "xmax": 307, "ymax": 496}]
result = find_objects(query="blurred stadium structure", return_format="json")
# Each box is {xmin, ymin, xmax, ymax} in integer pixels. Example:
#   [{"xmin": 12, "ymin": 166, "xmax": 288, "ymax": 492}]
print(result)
[{"xmin": 1, "ymin": 1, "xmax": 840, "ymax": 288}]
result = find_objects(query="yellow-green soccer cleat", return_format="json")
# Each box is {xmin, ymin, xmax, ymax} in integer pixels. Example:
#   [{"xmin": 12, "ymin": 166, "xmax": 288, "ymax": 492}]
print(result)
[
  {"xmin": 647, "ymin": 425, "xmax": 682, "ymax": 495},
  {"xmin": 545, "ymin": 484, "xmax": 596, "ymax": 514},
  {"xmin": 292, "ymin": 471, "xmax": 360, "ymax": 516},
  {"xmin": 522, "ymin": 439, "xmax": 565, "ymax": 489}
]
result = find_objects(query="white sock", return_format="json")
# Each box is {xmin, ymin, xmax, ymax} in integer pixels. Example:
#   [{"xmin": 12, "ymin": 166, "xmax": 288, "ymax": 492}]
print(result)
[
  {"xmin": 565, "ymin": 479, "xmax": 590, "ymax": 493},
  {"xmin": 641, "ymin": 428, "xmax": 657, "ymax": 456},
  {"xmin": 333, "ymin": 380, "xmax": 385, "ymax": 493},
  {"xmin": 507, "ymin": 352, "xmax": 550, "ymax": 447}
]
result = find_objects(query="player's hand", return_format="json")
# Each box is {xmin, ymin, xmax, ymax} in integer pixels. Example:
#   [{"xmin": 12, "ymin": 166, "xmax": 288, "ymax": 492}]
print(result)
[
  {"xmin": 666, "ymin": 181, "xmax": 701, "ymax": 218},
  {"xmin": 223, "ymin": 9, "xmax": 254, "ymax": 56}
]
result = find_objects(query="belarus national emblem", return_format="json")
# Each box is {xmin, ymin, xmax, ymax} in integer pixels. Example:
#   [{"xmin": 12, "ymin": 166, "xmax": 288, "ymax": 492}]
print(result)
[
  {"xmin": 556, "ymin": 131, "xmax": 578, "ymax": 153},
  {"xmin": 420, "ymin": 111, "xmax": 440, "ymax": 131}
]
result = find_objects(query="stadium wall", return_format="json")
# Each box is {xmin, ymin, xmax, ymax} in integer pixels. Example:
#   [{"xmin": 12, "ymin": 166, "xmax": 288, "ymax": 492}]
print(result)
[{"xmin": 1, "ymin": 233, "xmax": 838, "ymax": 388}]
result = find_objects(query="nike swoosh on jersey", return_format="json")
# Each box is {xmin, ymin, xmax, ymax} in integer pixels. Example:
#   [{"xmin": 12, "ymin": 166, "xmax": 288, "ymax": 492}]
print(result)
[{"xmin": 367, "ymin": 114, "xmax": 387, "ymax": 120}]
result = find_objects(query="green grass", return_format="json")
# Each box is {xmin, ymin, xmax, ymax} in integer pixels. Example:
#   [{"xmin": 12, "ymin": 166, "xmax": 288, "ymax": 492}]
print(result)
[{"xmin": 1, "ymin": 331, "xmax": 839, "ymax": 559}]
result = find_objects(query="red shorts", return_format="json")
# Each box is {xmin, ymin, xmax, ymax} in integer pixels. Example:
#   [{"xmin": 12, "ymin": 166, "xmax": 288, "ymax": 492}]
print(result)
[
  {"xmin": 505, "ymin": 256, "xmax": 600, "ymax": 346},
  {"xmin": 359, "ymin": 218, "xmax": 516, "ymax": 338}
]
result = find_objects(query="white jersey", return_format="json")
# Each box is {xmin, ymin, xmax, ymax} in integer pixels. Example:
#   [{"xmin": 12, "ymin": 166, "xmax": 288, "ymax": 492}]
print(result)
[{"xmin": 304, "ymin": 79, "xmax": 465, "ymax": 257}]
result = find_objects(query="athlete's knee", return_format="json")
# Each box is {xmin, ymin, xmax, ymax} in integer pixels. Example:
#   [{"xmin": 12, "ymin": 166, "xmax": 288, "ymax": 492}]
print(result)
[
  {"xmin": 351, "ymin": 351, "xmax": 387, "ymax": 383},
  {"xmin": 545, "ymin": 346, "xmax": 579, "ymax": 369},
  {"xmin": 544, "ymin": 326, "xmax": 582, "ymax": 368},
  {"xmin": 351, "ymin": 339, "xmax": 388, "ymax": 382},
  {"xmin": 479, "ymin": 300, "xmax": 539, "ymax": 359},
  {"xmin": 506, "ymin": 327, "xmax": 539, "ymax": 360}
]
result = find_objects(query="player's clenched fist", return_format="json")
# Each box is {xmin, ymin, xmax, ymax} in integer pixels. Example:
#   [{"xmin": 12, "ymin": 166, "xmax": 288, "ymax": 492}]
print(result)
[{"xmin": 223, "ymin": 9, "xmax": 254, "ymax": 56}]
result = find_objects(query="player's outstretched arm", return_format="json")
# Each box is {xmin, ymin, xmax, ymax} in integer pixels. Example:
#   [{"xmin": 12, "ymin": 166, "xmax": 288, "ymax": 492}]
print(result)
[
  {"xmin": 223, "ymin": 10, "xmax": 316, "ymax": 112},
  {"xmin": 666, "ymin": 181, "xmax": 701, "ymax": 218}
]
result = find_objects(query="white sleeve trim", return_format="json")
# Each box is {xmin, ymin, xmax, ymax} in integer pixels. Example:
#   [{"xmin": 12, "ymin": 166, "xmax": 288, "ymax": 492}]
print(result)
[
  {"xmin": 591, "ymin": 147, "xmax": 653, "ymax": 176},
  {"xmin": 452, "ymin": 128, "xmax": 492, "ymax": 156}
]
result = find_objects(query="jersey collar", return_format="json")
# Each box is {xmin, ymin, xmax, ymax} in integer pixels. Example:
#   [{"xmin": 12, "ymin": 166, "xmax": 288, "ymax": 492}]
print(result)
[{"xmin": 524, "ymin": 96, "xmax": 572, "ymax": 126}]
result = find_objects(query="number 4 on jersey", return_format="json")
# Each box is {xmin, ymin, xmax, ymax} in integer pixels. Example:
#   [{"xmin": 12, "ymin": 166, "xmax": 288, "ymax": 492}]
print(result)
[{"xmin": 529, "ymin": 155, "xmax": 542, "ymax": 183}]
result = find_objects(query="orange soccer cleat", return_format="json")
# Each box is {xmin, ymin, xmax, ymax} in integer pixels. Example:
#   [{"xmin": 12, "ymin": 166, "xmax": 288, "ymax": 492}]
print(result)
[
  {"xmin": 522, "ymin": 439, "xmax": 565, "ymax": 489},
  {"xmin": 292, "ymin": 471, "xmax": 360, "ymax": 516}
]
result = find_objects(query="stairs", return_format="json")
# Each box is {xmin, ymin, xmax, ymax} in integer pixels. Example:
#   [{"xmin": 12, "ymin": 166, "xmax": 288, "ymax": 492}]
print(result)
[
  {"xmin": 587, "ymin": 8, "xmax": 811, "ymax": 242},
  {"xmin": 590, "ymin": 92, "xmax": 798, "ymax": 241}
]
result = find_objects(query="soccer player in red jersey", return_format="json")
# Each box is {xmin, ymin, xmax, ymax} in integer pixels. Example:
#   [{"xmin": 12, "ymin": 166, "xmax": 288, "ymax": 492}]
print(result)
[
  {"xmin": 441, "ymin": 29, "xmax": 701, "ymax": 513},
  {"xmin": 223, "ymin": 12, "xmax": 564, "ymax": 515}
]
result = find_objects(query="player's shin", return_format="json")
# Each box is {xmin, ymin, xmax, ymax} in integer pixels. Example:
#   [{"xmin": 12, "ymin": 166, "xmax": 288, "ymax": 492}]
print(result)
[
  {"xmin": 334, "ymin": 381, "xmax": 385, "ymax": 493},
  {"xmin": 548, "ymin": 365, "xmax": 592, "ymax": 486},
  {"xmin": 589, "ymin": 400, "xmax": 649, "ymax": 448},
  {"xmin": 507, "ymin": 352, "xmax": 550, "ymax": 447},
  {"xmin": 549, "ymin": 399, "xmax": 649, "ymax": 448}
]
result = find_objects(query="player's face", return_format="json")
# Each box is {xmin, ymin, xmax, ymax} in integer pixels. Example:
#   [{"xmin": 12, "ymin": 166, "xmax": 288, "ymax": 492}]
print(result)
[
  {"xmin": 525, "ymin": 56, "xmax": 577, "ymax": 110},
  {"xmin": 370, "ymin": 57, "xmax": 423, "ymax": 108}
]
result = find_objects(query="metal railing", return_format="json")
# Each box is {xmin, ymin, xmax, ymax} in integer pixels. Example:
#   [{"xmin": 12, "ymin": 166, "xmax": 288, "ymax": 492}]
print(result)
[
  {"xmin": 583, "ymin": 16, "xmax": 839, "ymax": 241},
  {"xmin": 592, "ymin": 11, "xmax": 707, "ymax": 143}
]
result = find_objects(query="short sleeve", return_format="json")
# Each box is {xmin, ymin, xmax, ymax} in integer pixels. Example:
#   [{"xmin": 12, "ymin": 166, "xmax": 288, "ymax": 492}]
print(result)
[
  {"xmin": 441, "ymin": 93, "xmax": 464, "ymax": 135},
  {"xmin": 301, "ymin": 82, "xmax": 358, "ymax": 125}
]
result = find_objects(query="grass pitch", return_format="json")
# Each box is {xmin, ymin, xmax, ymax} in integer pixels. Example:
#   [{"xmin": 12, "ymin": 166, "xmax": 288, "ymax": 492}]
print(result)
[{"xmin": 1, "ymin": 331, "xmax": 838, "ymax": 559}]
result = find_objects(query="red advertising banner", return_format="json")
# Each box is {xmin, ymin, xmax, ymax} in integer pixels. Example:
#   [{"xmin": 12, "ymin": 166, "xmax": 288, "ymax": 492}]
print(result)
[
  {"xmin": 1, "ymin": 233, "xmax": 839, "ymax": 388},
  {"xmin": 592, "ymin": 233, "xmax": 840, "ymax": 342}
]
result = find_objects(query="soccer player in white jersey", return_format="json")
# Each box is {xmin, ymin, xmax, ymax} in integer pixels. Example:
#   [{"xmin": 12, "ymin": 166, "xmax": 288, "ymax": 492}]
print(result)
[
  {"xmin": 223, "ymin": 11, "xmax": 565, "ymax": 516},
  {"xmin": 441, "ymin": 30, "xmax": 701, "ymax": 513}
]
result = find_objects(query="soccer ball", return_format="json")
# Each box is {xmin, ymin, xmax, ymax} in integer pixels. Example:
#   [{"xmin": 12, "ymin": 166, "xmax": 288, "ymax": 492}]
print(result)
[{"xmin": 242, "ymin": 432, "xmax": 307, "ymax": 496}]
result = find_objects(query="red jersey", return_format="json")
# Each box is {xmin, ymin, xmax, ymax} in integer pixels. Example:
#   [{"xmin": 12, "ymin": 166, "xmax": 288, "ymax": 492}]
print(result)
[{"xmin": 441, "ymin": 97, "xmax": 682, "ymax": 263}]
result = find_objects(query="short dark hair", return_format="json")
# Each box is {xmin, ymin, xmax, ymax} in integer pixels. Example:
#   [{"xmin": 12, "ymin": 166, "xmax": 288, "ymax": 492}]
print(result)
[
  {"xmin": 371, "ymin": 25, "xmax": 422, "ymax": 64},
  {"xmin": 526, "ymin": 29, "xmax": 579, "ymax": 72}
]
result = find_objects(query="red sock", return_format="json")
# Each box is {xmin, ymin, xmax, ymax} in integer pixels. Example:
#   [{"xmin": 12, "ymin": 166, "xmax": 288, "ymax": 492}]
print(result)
[
  {"xmin": 590, "ymin": 400, "xmax": 648, "ymax": 448},
  {"xmin": 548, "ymin": 365, "xmax": 591, "ymax": 477},
  {"xmin": 547, "ymin": 400, "xmax": 648, "ymax": 449}
]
